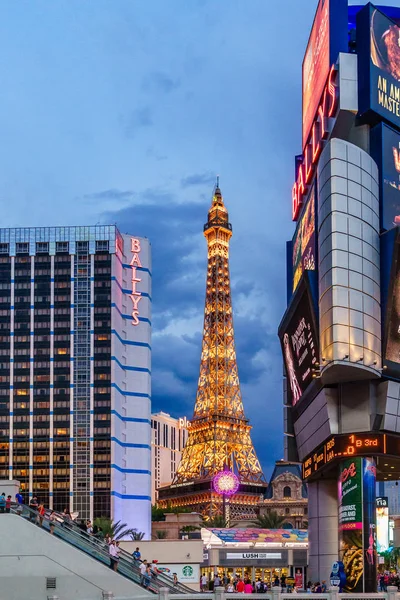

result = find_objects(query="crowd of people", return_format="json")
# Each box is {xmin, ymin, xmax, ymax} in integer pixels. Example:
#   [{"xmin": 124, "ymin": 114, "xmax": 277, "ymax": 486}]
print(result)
[
  {"xmin": 200, "ymin": 574, "xmax": 328, "ymax": 594},
  {"xmin": 378, "ymin": 572, "xmax": 400, "ymax": 591}
]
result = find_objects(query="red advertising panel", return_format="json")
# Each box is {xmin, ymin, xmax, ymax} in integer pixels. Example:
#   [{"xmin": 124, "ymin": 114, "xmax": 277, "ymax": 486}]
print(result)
[{"xmin": 302, "ymin": 0, "xmax": 330, "ymax": 149}]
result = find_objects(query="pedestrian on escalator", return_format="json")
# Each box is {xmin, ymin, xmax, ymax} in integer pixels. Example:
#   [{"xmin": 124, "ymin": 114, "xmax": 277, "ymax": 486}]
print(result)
[
  {"xmin": 49, "ymin": 511, "xmax": 56, "ymax": 535},
  {"xmin": 15, "ymin": 491, "xmax": 23, "ymax": 515},
  {"xmin": 144, "ymin": 565, "xmax": 152, "ymax": 589},
  {"xmin": 29, "ymin": 496, "xmax": 38, "ymax": 522},
  {"xmin": 109, "ymin": 540, "xmax": 120, "ymax": 572},
  {"xmin": 140, "ymin": 559, "xmax": 147, "ymax": 585},
  {"xmin": 37, "ymin": 504, "xmax": 45, "ymax": 527},
  {"xmin": 5, "ymin": 495, "xmax": 11, "ymax": 513},
  {"xmin": 0, "ymin": 493, "xmax": 5, "ymax": 514}
]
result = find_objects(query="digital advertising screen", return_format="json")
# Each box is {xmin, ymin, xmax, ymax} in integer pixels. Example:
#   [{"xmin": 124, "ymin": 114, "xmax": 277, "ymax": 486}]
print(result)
[
  {"xmin": 358, "ymin": 5, "xmax": 400, "ymax": 130},
  {"xmin": 302, "ymin": 0, "xmax": 330, "ymax": 149},
  {"xmin": 292, "ymin": 185, "xmax": 316, "ymax": 292},
  {"xmin": 376, "ymin": 497, "xmax": 389, "ymax": 554},
  {"xmin": 338, "ymin": 458, "xmax": 376, "ymax": 593},
  {"xmin": 383, "ymin": 230, "xmax": 400, "ymax": 373},
  {"xmin": 278, "ymin": 276, "xmax": 318, "ymax": 407},
  {"xmin": 371, "ymin": 123, "xmax": 400, "ymax": 230}
]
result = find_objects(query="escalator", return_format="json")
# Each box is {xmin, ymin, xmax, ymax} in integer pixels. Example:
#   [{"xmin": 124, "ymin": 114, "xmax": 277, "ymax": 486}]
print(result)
[{"xmin": 11, "ymin": 505, "xmax": 195, "ymax": 595}]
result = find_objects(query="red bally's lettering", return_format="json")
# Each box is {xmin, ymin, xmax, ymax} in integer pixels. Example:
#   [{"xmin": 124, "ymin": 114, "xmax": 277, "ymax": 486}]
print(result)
[
  {"xmin": 130, "ymin": 238, "xmax": 142, "ymax": 326},
  {"xmin": 292, "ymin": 65, "xmax": 338, "ymax": 221}
]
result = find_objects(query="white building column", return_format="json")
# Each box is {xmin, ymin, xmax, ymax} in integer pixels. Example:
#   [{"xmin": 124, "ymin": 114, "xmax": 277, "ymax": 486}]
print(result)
[
  {"xmin": 69, "ymin": 255, "xmax": 74, "ymax": 513},
  {"xmin": 308, "ymin": 479, "xmax": 338, "ymax": 583},
  {"xmin": 29, "ymin": 255, "xmax": 34, "ymax": 497},
  {"xmin": 49, "ymin": 255, "xmax": 54, "ymax": 509},
  {"xmin": 9, "ymin": 257, "xmax": 15, "ymax": 480}
]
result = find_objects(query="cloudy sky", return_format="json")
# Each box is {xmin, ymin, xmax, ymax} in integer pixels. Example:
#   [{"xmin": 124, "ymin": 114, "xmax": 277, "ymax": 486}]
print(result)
[{"xmin": 1, "ymin": 0, "xmax": 397, "ymax": 477}]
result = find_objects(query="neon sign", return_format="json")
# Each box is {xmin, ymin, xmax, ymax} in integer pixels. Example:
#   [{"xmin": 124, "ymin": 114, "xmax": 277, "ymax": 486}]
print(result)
[
  {"xmin": 129, "ymin": 238, "xmax": 142, "ymax": 326},
  {"xmin": 293, "ymin": 65, "xmax": 338, "ymax": 221}
]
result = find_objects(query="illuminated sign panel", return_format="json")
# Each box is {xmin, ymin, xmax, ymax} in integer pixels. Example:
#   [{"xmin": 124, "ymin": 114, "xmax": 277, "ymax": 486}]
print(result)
[
  {"xmin": 292, "ymin": 185, "xmax": 316, "ymax": 291},
  {"xmin": 372, "ymin": 123, "xmax": 400, "ymax": 231},
  {"xmin": 303, "ymin": 433, "xmax": 386, "ymax": 480},
  {"xmin": 358, "ymin": 6, "xmax": 400, "ymax": 131},
  {"xmin": 383, "ymin": 231, "xmax": 400, "ymax": 371},
  {"xmin": 376, "ymin": 497, "xmax": 389, "ymax": 553},
  {"xmin": 302, "ymin": 0, "xmax": 330, "ymax": 150},
  {"xmin": 293, "ymin": 67, "xmax": 338, "ymax": 220},
  {"xmin": 278, "ymin": 277, "xmax": 318, "ymax": 406},
  {"xmin": 129, "ymin": 238, "xmax": 142, "ymax": 326}
]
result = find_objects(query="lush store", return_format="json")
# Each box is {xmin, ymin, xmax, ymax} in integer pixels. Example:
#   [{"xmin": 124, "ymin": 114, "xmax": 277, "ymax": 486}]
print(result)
[{"xmin": 201, "ymin": 528, "xmax": 308, "ymax": 588}]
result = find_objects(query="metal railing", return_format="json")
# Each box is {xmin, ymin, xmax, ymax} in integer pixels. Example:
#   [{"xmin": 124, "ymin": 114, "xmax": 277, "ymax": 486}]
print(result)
[{"xmin": 9, "ymin": 505, "xmax": 193, "ymax": 595}]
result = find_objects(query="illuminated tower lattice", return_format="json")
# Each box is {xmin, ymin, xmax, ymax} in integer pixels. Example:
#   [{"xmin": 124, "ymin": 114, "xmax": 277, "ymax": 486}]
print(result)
[{"xmin": 158, "ymin": 181, "xmax": 266, "ymax": 519}]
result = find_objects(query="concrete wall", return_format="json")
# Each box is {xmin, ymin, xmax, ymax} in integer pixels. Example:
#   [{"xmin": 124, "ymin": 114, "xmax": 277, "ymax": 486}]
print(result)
[
  {"xmin": 120, "ymin": 540, "xmax": 203, "ymax": 591},
  {"xmin": 0, "ymin": 513, "xmax": 150, "ymax": 600}
]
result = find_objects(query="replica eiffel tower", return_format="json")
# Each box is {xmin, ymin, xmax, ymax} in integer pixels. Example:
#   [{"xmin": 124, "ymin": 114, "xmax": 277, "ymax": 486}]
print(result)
[{"xmin": 158, "ymin": 181, "xmax": 266, "ymax": 520}]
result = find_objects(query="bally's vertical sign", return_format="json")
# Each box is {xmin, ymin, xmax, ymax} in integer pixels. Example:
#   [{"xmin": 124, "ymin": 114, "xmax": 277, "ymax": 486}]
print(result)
[{"xmin": 129, "ymin": 238, "xmax": 142, "ymax": 326}]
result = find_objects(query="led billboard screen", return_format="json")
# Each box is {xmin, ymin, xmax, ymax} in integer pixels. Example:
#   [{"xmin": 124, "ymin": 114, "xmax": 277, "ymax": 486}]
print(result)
[
  {"xmin": 279, "ymin": 277, "xmax": 318, "ymax": 406},
  {"xmin": 376, "ymin": 497, "xmax": 389, "ymax": 554},
  {"xmin": 384, "ymin": 231, "xmax": 400, "ymax": 372},
  {"xmin": 382, "ymin": 125, "xmax": 400, "ymax": 230},
  {"xmin": 358, "ymin": 6, "xmax": 400, "ymax": 130},
  {"xmin": 302, "ymin": 0, "xmax": 330, "ymax": 149},
  {"xmin": 292, "ymin": 186, "xmax": 316, "ymax": 291}
]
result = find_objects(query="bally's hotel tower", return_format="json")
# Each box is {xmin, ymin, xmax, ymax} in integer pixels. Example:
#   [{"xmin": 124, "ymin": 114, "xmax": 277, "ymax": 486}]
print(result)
[{"xmin": 0, "ymin": 226, "xmax": 151, "ymax": 536}]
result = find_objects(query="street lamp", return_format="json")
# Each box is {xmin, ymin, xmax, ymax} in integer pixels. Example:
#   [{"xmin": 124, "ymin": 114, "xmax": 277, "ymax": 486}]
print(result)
[{"xmin": 212, "ymin": 468, "xmax": 240, "ymax": 527}]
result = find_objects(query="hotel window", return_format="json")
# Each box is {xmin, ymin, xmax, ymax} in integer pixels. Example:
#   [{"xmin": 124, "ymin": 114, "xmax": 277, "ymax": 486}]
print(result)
[
  {"xmin": 36, "ymin": 242, "xmax": 49, "ymax": 254},
  {"xmin": 96, "ymin": 241, "xmax": 109, "ymax": 252},
  {"xmin": 16, "ymin": 243, "xmax": 29, "ymax": 254},
  {"xmin": 56, "ymin": 428, "xmax": 68, "ymax": 436},
  {"xmin": 283, "ymin": 486, "xmax": 292, "ymax": 498},
  {"xmin": 0, "ymin": 244, "xmax": 9, "ymax": 254},
  {"xmin": 16, "ymin": 390, "xmax": 28, "ymax": 396},
  {"xmin": 56, "ymin": 348, "xmax": 68, "ymax": 355},
  {"xmin": 56, "ymin": 242, "xmax": 69, "ymax": 253}
]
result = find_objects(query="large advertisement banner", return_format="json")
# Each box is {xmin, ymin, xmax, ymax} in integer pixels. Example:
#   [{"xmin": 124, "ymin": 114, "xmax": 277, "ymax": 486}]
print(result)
[
  {"xmin": 292, "ymin": 186, "xmax": 316, "ymax": 292},
  {"xmin": 338, "ymin": 458, "xmax": 376, "ymax": 593},
  {"xmin": 278, "ymin": 277, "xmax": 318, "ymax": 406},
  {"xmin": 358, "ymin": 5, "xmax": 400, "ymax": 130},
  {"xmin": 376, "ymin": 497, "xmax": 389, "ymax": 554},
  {"xmin": 384, "ymin": 231, "xmax": 400, "ymax": 371},
  {"xmin": 302, "ymin": 0, "xmax": 330, "ymax": 149}
]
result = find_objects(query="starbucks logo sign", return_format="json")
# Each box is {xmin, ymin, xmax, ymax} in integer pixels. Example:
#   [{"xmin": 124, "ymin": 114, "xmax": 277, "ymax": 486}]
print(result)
[{"xmin": 182, "ymin": 566, "xmax": 193, "ymax": 577}]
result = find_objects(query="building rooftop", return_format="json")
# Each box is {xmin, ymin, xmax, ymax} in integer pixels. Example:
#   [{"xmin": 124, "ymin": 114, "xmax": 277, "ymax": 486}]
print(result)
[{"xmin": 264, "ymin": 461, "xmax": 308, "ymax": 500}]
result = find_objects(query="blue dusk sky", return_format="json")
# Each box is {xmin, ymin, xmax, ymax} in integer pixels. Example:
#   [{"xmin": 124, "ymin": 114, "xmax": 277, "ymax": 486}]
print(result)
[{"xmin": 1, "ymin": 0, "xmax": 398, "ymax": 478}]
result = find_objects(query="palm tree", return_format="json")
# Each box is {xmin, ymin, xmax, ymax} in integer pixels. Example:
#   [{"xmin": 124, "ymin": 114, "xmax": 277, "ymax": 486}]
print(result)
[
  {"xmin": 253, "ymin": 511, "xmax": 287, "ymax": 529},
  {"xmin": 93, "ymin": 516, "xmax": 141, "ymax": 540},
  {"xmin": 131, "ymin": 530, "xmax": 145, "ymax": 540},
  {"xmin": 203, "ymin": 515, "xmax": 228, "ymax": 528}
]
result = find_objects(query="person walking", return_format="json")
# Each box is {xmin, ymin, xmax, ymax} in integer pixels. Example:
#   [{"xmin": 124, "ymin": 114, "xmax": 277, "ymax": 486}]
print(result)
[
  {"xmin": 236, "ymin": 578, "xmax": 245, "ymax": 593},
  {"xmin": 5, "ymin": 495, "xmax": 11, "ymax": 513},
  {"xmin": 244, "ymin": 580, "xmax": 253, "ymax": 594},
  {"xmin": 214, "ymin": 574, "xmax": 221, "ymax": 587},
  {"xmin": 201, "ymin": 573, "xmax": 208, "ymax": 592}
]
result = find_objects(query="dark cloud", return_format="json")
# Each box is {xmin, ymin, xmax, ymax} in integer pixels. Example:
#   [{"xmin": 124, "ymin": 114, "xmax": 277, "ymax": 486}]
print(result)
[
  {"xmin": 181, "ymin": 172, "xmax": 216, "ymax": 188},
  {"xmin": 83, "ymin": 189, "xmax": 134, "ymax": 201},
  {"xmin": 142, "ymin": 72, "xmax": 180, "ymax": 94},
  {"xmin": 121, "ymin": 107, "xmax": 153, "ymax": 139}
]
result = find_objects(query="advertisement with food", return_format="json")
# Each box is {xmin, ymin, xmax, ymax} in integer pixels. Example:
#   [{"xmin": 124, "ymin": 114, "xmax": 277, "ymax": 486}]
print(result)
[
  {"xmin": 292, "ymin": 186, "xmax": 316, "ymax": 292},
  {"xmin": 338, "ymin": 457, "xmax": 376, "ymax": 593}
]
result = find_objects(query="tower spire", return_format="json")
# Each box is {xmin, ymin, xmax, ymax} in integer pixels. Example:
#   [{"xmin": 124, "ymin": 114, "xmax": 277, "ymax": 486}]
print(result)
[{"xmin": 158, "ymin": 183, "xmax": 266, "ymax": 520}]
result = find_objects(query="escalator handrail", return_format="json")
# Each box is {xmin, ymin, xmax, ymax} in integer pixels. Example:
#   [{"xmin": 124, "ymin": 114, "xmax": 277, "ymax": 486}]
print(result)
[{"xmin": 10, "ymin": 504, "xmax": 194, "ymax": 594}]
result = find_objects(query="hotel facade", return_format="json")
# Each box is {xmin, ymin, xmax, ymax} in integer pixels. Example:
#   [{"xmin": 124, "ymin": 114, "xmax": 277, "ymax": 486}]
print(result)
[{"xmin": 0, "ymin": 226, "xmax": 151, "ymax": 536}]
